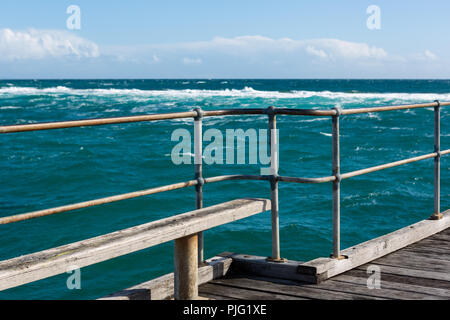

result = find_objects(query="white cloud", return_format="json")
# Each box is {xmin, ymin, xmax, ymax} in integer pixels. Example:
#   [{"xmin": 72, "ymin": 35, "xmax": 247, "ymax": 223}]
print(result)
[
  {"xmin": 152, "ymin": 54, "xmax": 160, "ymax": 62},
  {"xmin": 182, "ymin": 57, "xmax": 202, "ymax": 65},
  {"xmin": 2, "ymin": 32, "xmax": 446, "ymax": 78},
  {"xmin": 99, "ymin": 35, "xmax": 409, "ymax": 77},
  {"xmin": 304, "ymin": 39, "xmax": 388, "ymax": 60},
  {"xmin": 162, "ymin": 36, "xmax": 389, "ymax": 61},
  {"xmin": 306, "ymin": 45, "xmax": 328, "ymax": 59},
  {"xmin": 106, "ymin": 36, "xmax": 389, "ymax": 71},
  {"xmin": 424, "ymin": 50, "xmax": 438, "ymax": 60},
  {"xmin": 0, "ymin": 28, "xmax": 100, "ymax": 61},
  {"xmin": 407, "ymin": 49, "xmax": 439, "ymax": 62}
]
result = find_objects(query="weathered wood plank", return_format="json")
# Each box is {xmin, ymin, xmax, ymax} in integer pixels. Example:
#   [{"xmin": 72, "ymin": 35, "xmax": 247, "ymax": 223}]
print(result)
[
  {"xmin": 0, "ymin": 198, "xmax": 270, "ymax": 291},
  {"xmin": 210, "ymin": 276, "xmax": 386, "ymax": 300},
  {"xmin": 332, "ymin": 274, "xmax": 450, "ymax": 298},
  {"xmin": 174, "ymin": 234, "xmax": 198, "ymax": 300},
  {"xmin": 321, "ymin": 278, "xmax": 444, "ymax": 300},
  {"xmin": 355, "ymin": 264, "xmax": 450, "ymax": 282},
  {"xmin": 428, "ymin": 231, "xmax": 450, "ymax": 241},
  {"xmin": 344, "ymin": 268, "xmax": 450, "ymax": 291},
  {"xmin": 387, "ymin": 248, "xmax": 450, "ymax": 262},
  {"xmin": 100, "ymin": 255, "xmax": 233, "ymax": 300},
  {"xmin": 227, "ymin": 274, "xmax": 442, "ymax": 300},
  {"xmin": 199, "ymin": 282, "xmax": 304, "ymax": 300},
  {"xmin": 415, "ymin": 237, "xmax": 450, "ymax": 247},
  {"xmin": 402, "ymin": 244, "xmax": 450, "ymax": 256},
  {"xmin": 228, "ymin": 254, "xmax": 315, "ymax": 283},
  {"xmin": 298, "ymin": 209, "xmax": 450, "ymax": 282},
  {"xmin": 373, "ymin": 253, "xmax": 450, "ymax": 274}
]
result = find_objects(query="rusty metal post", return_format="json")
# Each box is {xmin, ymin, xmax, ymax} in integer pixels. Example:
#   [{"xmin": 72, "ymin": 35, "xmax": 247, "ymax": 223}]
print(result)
[
  {"xmin": 431, "ymin": 101, "xmax": 442, "ymax": 220},
  {"xmin": 174, "ymin": 234, "xmax": 198, "ymax": 300},
  {"xmin": 331, "ymin": 107, "xmax": 343, "ymax": 259},
  {"xmin": 267, "ymin": 106, "xmax": 283, "ymax": 262},
  {"xmin": 194, "ymin": 108, "xmax": 204, "ymax": 262}
]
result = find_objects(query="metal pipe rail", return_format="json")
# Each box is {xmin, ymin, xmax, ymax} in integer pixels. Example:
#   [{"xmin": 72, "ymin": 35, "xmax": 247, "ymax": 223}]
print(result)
[
  {"xmin": 1, "ymin": 101, "xmax": 448, "ymax": 262},
  {"xmin": 2, "ymin": 101, "xmax": 450, "ymax": 134},
  {"xmin": 0, "ymin": 180, "xmax": 199, "ymax": 225}
]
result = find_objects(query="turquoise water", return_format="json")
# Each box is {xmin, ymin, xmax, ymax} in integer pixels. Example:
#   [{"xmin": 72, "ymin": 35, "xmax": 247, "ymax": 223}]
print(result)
[{"xmin": 0, "ymin": 79, "xmax": 449, "ymax": 299}]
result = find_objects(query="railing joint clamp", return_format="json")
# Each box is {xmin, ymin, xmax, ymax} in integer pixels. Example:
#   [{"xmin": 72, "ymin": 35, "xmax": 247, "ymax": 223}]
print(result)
[
  {"xmin": 434, "ymin": 100, "xmax": 441, "ymax": 110},
  {"xmin": 266, "ymin": 106, "xmax": 276, "ymax": 116},
  {"xmin": 196, "ymin": 177, "xmax": 205, "ymax": 186},
  {"xmin": 333, "ymin": 106, "xmax": 342, "ymax": 117},
  {"xmin": 269, "ymin": 174, "xmax": 278, "ymax": 184},
  {"xmin": 194, "ymin": 107, "xmax": 204, "ymax": 120},
  {"xmin": 334, "ymin": 174, "xmax": 342, "ymax": 183}
]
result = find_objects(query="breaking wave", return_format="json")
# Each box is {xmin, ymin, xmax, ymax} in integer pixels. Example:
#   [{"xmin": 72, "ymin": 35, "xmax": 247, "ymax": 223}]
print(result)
[{"xmin": 1, "ymin": 86, "xmax": 449, "ymax": 102}]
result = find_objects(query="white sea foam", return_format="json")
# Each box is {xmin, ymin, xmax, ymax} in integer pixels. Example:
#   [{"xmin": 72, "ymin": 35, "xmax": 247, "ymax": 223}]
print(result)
[
  {"xmin": 1, "ymin": 86, "xmax": 450, "ymax": 102},
  {"xmin": 0, "ymin": 106, "xmax": 21, "ymax": 109},
  {"xmin": 294, "ymin": 117, "xmax": 328, "ymax": 123},
  {"xmin": 366, "ymin": 113, "xmax": 381, "ymax": 120}
]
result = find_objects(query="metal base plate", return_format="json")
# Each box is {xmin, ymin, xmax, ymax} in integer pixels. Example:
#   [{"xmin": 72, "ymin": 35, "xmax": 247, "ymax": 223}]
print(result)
[
  {"xmin": 266, "ymin": 257, "xmax": 287, "ymax": 263},
  {"xmin": 429, "ymin": 213, "xmax": 444, "ymax": 220},
  {"xmin": 329, "ymin": 254, "xmax": 348, "ymax": 260}
]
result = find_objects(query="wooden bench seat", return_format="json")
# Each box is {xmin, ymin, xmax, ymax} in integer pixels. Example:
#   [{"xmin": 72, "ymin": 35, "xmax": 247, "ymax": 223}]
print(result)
[{"xmin": 0, "ymin": 198, "xmax": 270, "ymax": 298}]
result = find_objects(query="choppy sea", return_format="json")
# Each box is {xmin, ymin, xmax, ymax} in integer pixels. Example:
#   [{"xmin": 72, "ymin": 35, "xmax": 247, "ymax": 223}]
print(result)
[{"xmin": 0, "ymin": 79, "xmax": 448, "ymax": 299}]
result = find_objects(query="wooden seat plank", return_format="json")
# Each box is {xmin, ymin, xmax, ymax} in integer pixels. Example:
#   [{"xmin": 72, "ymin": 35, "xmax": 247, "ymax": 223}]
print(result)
[{"xmin": 0, "ymin": 198, "xmax": 270, "ymax": 291}]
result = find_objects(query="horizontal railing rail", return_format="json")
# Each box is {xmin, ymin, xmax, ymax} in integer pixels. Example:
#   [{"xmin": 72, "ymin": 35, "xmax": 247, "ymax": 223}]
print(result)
[
  {"xmin": 2, "ymin": 101, "xmax": 450, "ymax": 134},
  {"xmin": 3, "ymin": 150, "xmax": 449, "ymax": 226},
  {"xmin": 0, "ymin": 100, "xmax": 448, "ymax": 293}
]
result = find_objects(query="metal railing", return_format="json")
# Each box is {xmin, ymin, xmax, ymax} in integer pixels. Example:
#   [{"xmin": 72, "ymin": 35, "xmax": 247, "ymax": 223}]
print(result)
[{"xmin": 1, "ymin": 101, "xmax": 449, "ymax": 261}]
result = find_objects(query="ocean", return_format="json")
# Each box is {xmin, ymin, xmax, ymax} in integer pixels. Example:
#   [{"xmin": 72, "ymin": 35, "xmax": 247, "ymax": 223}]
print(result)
[{"xmin": 0, "ymin": 79, "xmax": 449, "ymax": 299}]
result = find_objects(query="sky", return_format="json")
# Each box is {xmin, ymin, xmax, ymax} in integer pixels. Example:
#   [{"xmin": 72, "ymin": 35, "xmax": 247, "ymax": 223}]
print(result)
[{"xmin": 1, "ymin": 0, "xmax": 450, "ymax": 79}]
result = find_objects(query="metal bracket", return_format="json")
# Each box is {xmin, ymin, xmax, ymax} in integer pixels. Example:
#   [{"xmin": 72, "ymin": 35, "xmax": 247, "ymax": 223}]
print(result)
[
  {"xmin": 429, "ymin": 212, "xmax": 443, "ymax": 220},
  {"xmin": 193, "ymin": 107, "xmax": 204, "ymax": 120},
  {"xmin": 334, "ymin": 173, "xmax": 342, "ymax": 183},
  {"xmin": 266, "ymin": 106, "xmax": 276, "ymax": 116},
  {"xmin": 329, "ymin": 254, "xmax": 348, "ymax": 260},
  {"xmin": 196, "ymin": 177, "xmax": 205, "ymax": 187},
  {"xmin": 435, "ymin": 99, "xmax": 441, "ymax": 110},
  {"xmin": 269, "ymin": 174, "xmax": 278, "ymax": 184},
  {"xmin": 266, "ymin": 256, "xmax": 287, "ymax": 263},
  {"xmin": 333, "ymin": 106, "xmax": 342, "ymax": 117},
  {"xmin": 269, "ymin": 175, "xmax": 279, "ymax": 191}
]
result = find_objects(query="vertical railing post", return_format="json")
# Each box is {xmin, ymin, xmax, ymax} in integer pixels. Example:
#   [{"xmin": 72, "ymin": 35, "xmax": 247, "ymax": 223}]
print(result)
[
  {"xmin": 331, "ymin": 106, "xmax": 344, "ymax": 259},
  {"xmin": 430, "ymin": 100, "xmax": 442, "ymax": 220},
  {"xmin": 267, "ymin": 106, "xmax": 284, "ymax": 262},
  {"xmin": 174, "ymin": 234, "xmax": 198, "ymax": 300},
  {"xmin": 194, "ymin": 108, "xmax": 204, "ymax": 263}
]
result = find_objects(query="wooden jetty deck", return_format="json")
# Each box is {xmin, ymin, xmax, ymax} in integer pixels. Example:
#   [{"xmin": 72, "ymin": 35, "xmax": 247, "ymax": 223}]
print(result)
[
  {"xmin": 199, "ymin": 227, "xmax": 450, "ymax": 300},
  {"xmin": 99, "ymin": 209, "xmax": 450, "ymax": 300}
]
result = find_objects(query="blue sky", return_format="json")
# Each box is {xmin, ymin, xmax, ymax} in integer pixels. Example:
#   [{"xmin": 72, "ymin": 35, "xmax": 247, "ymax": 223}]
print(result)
[{"xmin": 1, "ymin": 0, "xmax": 450, "ymax": 78}]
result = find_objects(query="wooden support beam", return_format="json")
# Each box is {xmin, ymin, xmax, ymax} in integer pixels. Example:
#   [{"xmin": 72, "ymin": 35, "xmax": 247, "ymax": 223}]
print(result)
[
  {"xmin": 174, "ymin": 234, "xmax": 198, "ymax": 300},
  {"xmin": 298, "ymin": 209, "xmax": 450, "ymax": 283},
  {"xmin": 0, "ymin": 198, "xmax": 270, "ymax": 291},
  {"xmin": 99, "ymin": 254, "xmax": 232, "ymax": 300},
  {"xmin": 227, "ymin": 254, "xmax": 313, "ymax": 283}
]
